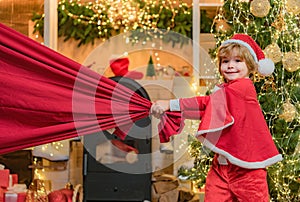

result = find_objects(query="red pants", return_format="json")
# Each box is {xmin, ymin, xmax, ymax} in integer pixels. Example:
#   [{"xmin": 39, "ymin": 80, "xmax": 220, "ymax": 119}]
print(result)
[{"xmin": 204, "ymin": 155, "xmax": 269, "ymax": 202}]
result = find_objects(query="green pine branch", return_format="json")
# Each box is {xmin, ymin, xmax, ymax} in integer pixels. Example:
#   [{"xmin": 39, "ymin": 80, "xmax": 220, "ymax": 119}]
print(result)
[{"xmin": 31, "ymin": 0, "xmax": 213, "ymax": 47}]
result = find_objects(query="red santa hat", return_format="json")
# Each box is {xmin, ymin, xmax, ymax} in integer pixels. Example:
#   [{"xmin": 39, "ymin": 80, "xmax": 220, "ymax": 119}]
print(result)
[
  {"xmin": 221, "ymin": 34, "xmax": 275, "ymax": 76},
  {"xmin": 109, "ymin": 57, "xmax": 144, "ymax": 79}
]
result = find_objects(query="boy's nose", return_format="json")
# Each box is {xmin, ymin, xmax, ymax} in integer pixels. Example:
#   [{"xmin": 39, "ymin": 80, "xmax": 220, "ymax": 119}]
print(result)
[
  {"xmin": 228, "ymin": 60, "xmax": 236, "ymax": 68},
  {"xmin": 227, "ymin": 62, "xmax": 234, "ymax": 68}
]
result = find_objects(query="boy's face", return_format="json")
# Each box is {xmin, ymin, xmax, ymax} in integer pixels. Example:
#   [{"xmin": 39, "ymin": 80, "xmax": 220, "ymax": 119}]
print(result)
[{"xmin": 220, "ymin": 48, "xmax": 249, "ymax": 82}]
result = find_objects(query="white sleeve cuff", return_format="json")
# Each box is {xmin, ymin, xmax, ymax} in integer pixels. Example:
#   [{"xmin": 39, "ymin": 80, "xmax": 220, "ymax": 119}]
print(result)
[
  {"xmin": 212, "ymin": 85, "xmax": 221, "ymax": 93},
  {"xmin": 170, "ymin": 99, "xmax": 180, "ymax": 111}
]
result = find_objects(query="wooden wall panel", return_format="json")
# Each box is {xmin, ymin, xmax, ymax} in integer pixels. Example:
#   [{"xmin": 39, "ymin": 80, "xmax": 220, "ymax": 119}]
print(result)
[{"xmin": 0, "ymin": 0, "xmax": 44, "ymax": 35}]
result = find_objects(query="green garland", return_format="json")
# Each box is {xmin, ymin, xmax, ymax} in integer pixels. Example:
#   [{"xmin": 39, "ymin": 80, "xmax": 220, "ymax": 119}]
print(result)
[{"xmin": 31, "ymin": 0, "xmax": 214, "ymax": 47}]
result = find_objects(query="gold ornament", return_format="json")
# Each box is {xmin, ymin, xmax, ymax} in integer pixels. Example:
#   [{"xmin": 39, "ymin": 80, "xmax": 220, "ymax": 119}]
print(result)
[
  {"xmin": 250, "ymin": 0, "xmax": 271, "ymax": 18},
  {"xmin": 261, "ymin": 76, "xmax": 277, "ymax": 91},
  {"xmin": 282, "ymin": 52, "xmax": 300, "ymax": 72},
  {"xmin": 279, "ymin": 101, "xmax": 296, "ymax": 122},
  {"xmin": 286, "ymin": 0, "xmax": 300, "ymax": 15},
  {"xmin": 264, "ymin": 43, "xmax": 282, "ymax": 63},
  {"xmin": 215, "ymin": 19, "xmax": 231, "ymax": 33},
  {"xmin": 253, "ymin": 72, "xmax": 263, "ymax": 83},
  {"xmin": 25, "ymin": 182, "xmax": 49, "ymax": 202},
  {"xmin": 271, "ymin": 13, "xmax": 286, "ymax": 32}
]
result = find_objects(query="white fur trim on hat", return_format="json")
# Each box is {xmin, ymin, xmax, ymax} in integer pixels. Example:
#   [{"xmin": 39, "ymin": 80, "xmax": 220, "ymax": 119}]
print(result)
[
  {"xmin": 222, "ymin": 39, "xmax": 259, "ymax": 62},
  {"xmin": 258, "ymin": 58, "xmax": 275, "ymax": 76}
]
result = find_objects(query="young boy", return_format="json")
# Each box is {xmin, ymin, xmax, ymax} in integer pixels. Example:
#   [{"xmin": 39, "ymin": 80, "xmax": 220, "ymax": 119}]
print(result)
[{"xmin": 151, "ymin": 34, "xmax": 282, "ymax": 201}]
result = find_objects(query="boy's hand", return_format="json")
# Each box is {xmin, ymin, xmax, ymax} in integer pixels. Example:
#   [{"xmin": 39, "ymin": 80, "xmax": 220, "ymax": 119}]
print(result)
[{"xmin": 150, "ymin": 100, "xmax": 170, "ymax": 119}]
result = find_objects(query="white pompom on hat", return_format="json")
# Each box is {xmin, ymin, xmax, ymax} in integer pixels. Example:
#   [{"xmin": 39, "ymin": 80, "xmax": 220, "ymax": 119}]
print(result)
[{"xmin": 221, "ymin": 34, "xmax": 275, "ymax": 76}]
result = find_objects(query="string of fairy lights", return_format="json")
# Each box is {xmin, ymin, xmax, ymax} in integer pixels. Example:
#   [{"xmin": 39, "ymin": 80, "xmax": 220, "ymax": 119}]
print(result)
[
  {"xmin": 178, "ymin": 0, "xmax": 299, "ymax": 201},
  {"xmin": 31, "ymin": 0, "xmax": 299, "ymax": 200},
  {"xmin": 33, "ymin": 0, "xmax": 196, "ymax": 84},
  {"xmin": 57, "ymin": 0, "xmax": 189, "ymax": 39},
  {"xmin": 209, "ymin": 0, "xmax": 300, "ymax": 200}
]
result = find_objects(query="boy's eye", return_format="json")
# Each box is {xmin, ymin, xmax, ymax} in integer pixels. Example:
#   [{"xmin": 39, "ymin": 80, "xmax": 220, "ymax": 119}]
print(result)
[
  {"xmin": 222, "ymin": 59, "xmax": 229, "ymax": 63},
  {"xmin": 235, "ymin": 57, "xmax": 244, "ymax": 62}
]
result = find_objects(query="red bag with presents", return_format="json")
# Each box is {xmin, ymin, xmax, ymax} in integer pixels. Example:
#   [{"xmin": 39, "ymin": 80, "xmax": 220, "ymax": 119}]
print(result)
[{"xmin": 47, "ymin": 184, "xmax": 83, "ymax": 202}]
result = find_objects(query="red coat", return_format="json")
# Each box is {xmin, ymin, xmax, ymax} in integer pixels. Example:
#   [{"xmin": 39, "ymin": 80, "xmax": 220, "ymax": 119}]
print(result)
[{"xmin": 179, "ymin": 78, "xmax": 282, "ymax": 169}]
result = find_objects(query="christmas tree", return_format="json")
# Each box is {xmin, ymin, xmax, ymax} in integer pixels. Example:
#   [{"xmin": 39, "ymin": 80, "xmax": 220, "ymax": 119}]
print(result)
[
  {"xmin": 179, "ymin": 0, "xmax": 300, "ymax": 201},
  {"xmin": 146, "ymin": 55, "xmax": 156, "ymax": 78}
]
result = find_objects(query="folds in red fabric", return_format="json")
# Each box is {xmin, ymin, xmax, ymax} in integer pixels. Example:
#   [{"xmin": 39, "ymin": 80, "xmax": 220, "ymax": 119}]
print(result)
[
  {"xmin": 158, "ymin": 111, "xmax": 185, "ymax": 143},
  {"xmin": 0, "ymin": 23, "xmax": 183, "ymax": 154}
]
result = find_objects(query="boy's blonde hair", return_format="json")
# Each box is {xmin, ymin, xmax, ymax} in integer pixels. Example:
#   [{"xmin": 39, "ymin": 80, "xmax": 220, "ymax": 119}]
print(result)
[{"xmin": 217, "ymin": 43, "xmax": 258, "ymax": 76}]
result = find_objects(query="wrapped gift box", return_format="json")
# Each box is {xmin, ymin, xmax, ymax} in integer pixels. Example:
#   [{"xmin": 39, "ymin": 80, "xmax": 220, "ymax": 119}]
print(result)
[
  {"xmin": 8, "ymin": 175, "xmax": 18, "ymax": 188},
  {"xmin": 0, "ymin": 187, "xmax": 7, "ymax": 202},
  {"xmin": 3, "ymin": 192, "xmax": 26, "ymax": 202},
  {"xmin": 0, "ymin": 175, "xmax": 19, "ymax": 202},
  {"xmin": 0, "ymin": 169, "xmax": 10, "ymax": 188},
  {"xmin": 4, "ymin": 184, "xmax": 27, "ymax": 202}
]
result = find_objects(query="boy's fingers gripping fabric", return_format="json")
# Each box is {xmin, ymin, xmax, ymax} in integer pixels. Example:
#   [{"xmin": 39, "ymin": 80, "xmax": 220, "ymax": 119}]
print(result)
[{"xmin": 150, "ymin": 103, "xmax": 165, "ymax": 118}]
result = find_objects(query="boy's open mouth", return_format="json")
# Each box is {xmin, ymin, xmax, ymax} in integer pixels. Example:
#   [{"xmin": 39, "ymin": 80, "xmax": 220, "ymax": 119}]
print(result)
[{"xmin": 225, "ymin": 71, "xmax": 239, "ymax": 74}]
